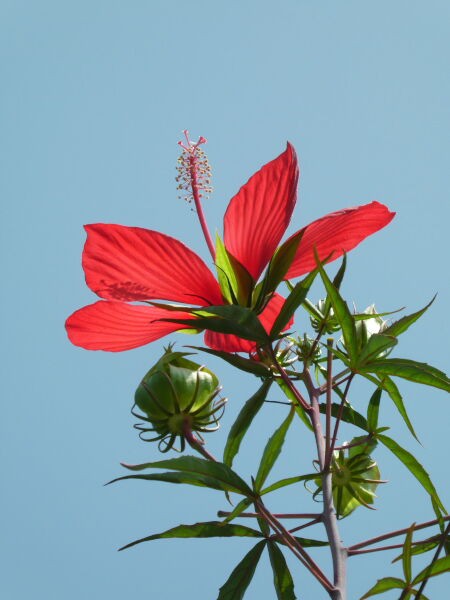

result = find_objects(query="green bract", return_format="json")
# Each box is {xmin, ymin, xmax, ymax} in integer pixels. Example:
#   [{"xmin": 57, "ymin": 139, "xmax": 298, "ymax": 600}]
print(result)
[{"xmin": 133, "ymin": 348, "xmax": 225, "ymax": 452}]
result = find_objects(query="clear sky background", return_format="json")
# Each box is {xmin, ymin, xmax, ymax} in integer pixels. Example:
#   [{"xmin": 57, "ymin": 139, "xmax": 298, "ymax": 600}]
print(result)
[{"xmin": 1, "ymin": 1, "xmax": 449, "ymax": 598}]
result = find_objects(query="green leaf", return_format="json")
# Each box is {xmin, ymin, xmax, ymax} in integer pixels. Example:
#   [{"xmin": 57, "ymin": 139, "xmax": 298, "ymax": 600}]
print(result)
[
  {"xmin": 383, "ymin": 296, "xmax": 436, "ymax": 338},
  {"xmin": 187, "ymin": 346, "xmax": 271, "ymax": 377},
  {"xmin": 317, "ymin": 260, "xmax": 358, "ymax": 361},
  {"xmin": 163, "ymin": 305, "xmax": 270, "ymax": 344},
  {"xmin": 318, "ymin": 402, "xmax": 369, "ymax": 432},
  {"xmin": 366, "ymin": 387, "xmax": 382, "ymax": 432},
  {"xmin": 217, "ymin": 540, "xmax": 266, "ymax": 600},
  {"xmin": 254, "ymin": 406, "xmax": 295, "ymax": 491},
  {"xmin": 392, "ymin": 540, "xmax": 440, "ymax": 564},
  {"xmin": 267, "ymin": 542, "xmax": 297, "ymax": 600},
  {"xmin": 294, "ymin": 537, "xmax": 328, "ymax": 548},
  {"xmin": 363, "ymin": 373, "xmax": 419, "ymax": 441},
  {"xmin": 275, "ymin": 378, "xmax": 312, "ymax": 431},
  {"xmin": 220, "ymin": 498, "xmax": 253, "ymax": 524},
  {"xmin": 270, "ymin": 269, "xmax": 318, "ymax": 337},
  {"xmin": 412, "ymin": 554, "xmax": 450, "ymax": 584},
  {"xmin": 377, "ymin": 435, "xmax": 446, "ymax": 512},
  {"xmin": 120, "ymin": 456, "xmax": 254, "ymax": 496},
  {"xmin": 331, "ymin": 253, "xmax": 347, "ymax": 291},
  {"xmin": 215, "ymin": 235, "xmax": 254, "ymax": 305},
  {"xmin": 223, "ymin": 380, "xmax": 272, "ymax": 467},
  {"xmin": 260, "ymin": 473, "xmax": 318, "ymax": 496},
  {"xmin": 108, "ymin": 471, "xmax": 247, "ymax": 493},
  {"xmin": 363, "ymin": 358, "xmax": 450, "ymax": 392},
  {"xmin": 360, "ymin": 577, "xmax": 406, "ymax": 598},
  {"xmin": 402, "ymin": 524, "xmax": 415, "ymax": 583},
  {"xmin": 119, "ymin": 521, "xmax": 263, "ymax": 551}
]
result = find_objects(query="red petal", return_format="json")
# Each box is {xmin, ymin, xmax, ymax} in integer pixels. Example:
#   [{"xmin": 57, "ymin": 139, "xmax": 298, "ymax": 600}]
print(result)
[
  {"xmin": 224, "ymin": 143, "xmax": 299, "ymax": 281},
  {"xmin": 65, "ymin": 301, "xmax": 193, "ymax": 352},
  {"xmin": 204, "ymin": 293, "xmax": 293, "ymax": 353},
  {"xmin": 82, "ymin": 224, "xmax": 223, "ymax": 305},
  {"xmin": 285, "ymin": 201, "xmax": 395, "ymax": 279}
]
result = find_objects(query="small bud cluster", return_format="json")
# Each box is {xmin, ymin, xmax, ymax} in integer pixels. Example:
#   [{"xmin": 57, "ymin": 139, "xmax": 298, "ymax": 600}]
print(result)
[
  {"xmin": 292, "ymin": 334, "xmax": 322, "ymax": 362},
  {"xmin": 176, "ymin": 130, "xmax": 213, "ymax": 203},
  {"xmin": 310, "ymin": 299, "xmax": 341, "ymax": 334}
]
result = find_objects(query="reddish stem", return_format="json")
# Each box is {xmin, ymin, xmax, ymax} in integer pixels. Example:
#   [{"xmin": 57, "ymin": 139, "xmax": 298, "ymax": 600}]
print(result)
[{"xmin": 188, "ymin": 155, "xmax": 216, "ymax": 260}]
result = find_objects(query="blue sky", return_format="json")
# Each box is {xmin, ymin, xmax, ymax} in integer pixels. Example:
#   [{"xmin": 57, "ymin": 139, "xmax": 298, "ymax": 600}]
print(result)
[{"xmin": 1, "ymin": 1, "xmax": 449, "ymax": 598}]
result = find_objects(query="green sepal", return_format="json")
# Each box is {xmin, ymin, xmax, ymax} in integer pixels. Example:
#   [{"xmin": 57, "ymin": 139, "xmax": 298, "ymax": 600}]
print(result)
[
  {"xmin": 163, "ymin": 304, "xmax": 270, "ymax": 344},
  {"xmin": 382, "ymin": 296, "xmax": 436, "ymax": 338},
  {"xmin": 270, "ymin": 269, "xmax": 318, "ymax": 338},
  {"xmin": 215, "ymin": 234, "xmax": 254, "ymax": 306},
  {"xmin": 119, "ymin": 521, "xmax": 263, "ymax": 551},
  {"xmin": 362, "ymin": 358, "xmax": 450, "ymax": 392},
  {"xmin": 223, "ymin": 380, "xmax": 272, "ymax": 468},
  {"xmin": 217, "ymin": 540, "xmax": 266, "ymax": 600},
  {"xmin": 118, "ymin": 456, "xmax": 254, "ymax": 496},
  {"xmin": 267, "ymin": 542, "xmax": 297, "ymax": 600},
  {"xmin": 360, "ymin": 577, "xmax": 406, "ymax": 598},
  {"xmin": 376, "ymin": 435, "xmax": 446, "ymax": 513},
  {"xmin": 253, "ymin": 231, "xmax": 303, "ymax": 314},
  {"xmin": 187, "ymin": 345, "xmax": 271, "ymax": 377},
  {"xmin": 254, "ymin": 406, "xmax": 295, "ymax": 492}
]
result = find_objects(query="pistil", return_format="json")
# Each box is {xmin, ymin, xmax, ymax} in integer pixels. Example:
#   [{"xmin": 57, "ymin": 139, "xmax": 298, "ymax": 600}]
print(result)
[{"xmin": 176, "ymin": 130, "xmax": 216, "ymax": 260}]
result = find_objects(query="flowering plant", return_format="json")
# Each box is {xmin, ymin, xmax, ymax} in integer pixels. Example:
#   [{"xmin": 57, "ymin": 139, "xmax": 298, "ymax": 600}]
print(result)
[{"xmin": 67, "ymin": 133, "xmax": 450, "ymax": 599}]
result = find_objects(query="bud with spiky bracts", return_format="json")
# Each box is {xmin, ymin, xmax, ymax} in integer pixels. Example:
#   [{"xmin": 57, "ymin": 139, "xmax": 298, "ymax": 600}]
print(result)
[
  {"xmin": 314, "ymin": 438, "xmax": 385, "ymax": 518},
  {"xmin": 310, "ymin": 299, "xmax": 341, "ymax": 334},
  {"xmin": 132, "ymin": 347, "xmax": 225, "ymax": 452}
]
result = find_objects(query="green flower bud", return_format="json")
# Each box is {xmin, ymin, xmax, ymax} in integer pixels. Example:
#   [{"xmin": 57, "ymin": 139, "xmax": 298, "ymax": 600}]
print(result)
[
  {"xmin": 314, "ymin": 438, "xmax": 384, "ymax": 519},
  {"xmin": 292, "ymin": 334, "xmax": 322, "ymax": 362},
  {"xmin": 133, "ymin": 348, "xmax": 225, "ymax": 452},
  {"xmin": 355, "ymin": 304, "xmax": 387, "ymax": 347},
  {"xmin": 310, "ymin": 299, "xmax": 341, "ymax": 334}
]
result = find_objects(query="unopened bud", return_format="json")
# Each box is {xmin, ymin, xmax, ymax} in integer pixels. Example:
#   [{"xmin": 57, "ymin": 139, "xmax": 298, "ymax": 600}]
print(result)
[{"xmin": 133, "ymin": 348, "xmax": 225, "ymax": 452}]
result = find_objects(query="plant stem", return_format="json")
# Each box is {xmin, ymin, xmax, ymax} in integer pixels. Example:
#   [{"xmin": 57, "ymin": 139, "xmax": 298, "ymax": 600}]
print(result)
[
  {"xmin": 325, "ymin": 338, "xmax": 334, "ymax": 458},
  {"xmin": 183, "ymin": 424, "xmax": 218, "ymax": 461},
  {"xmin": 348, "ymin": 515, "xmax": 450, "ymax": 552},
  {"xmin": 269, "ymin": 345, "xmax": 310, "ymax": 412},
  {"xmin": 305, "ymin": 370, "xmax": 347, "ymax": 600},
  {"xmin": 325, "ymin": 375, "xmax": 354, "ymax": 467},
  {"xmin": 255, "ymin": 499, "xmax": 334, "ymax": 592}
]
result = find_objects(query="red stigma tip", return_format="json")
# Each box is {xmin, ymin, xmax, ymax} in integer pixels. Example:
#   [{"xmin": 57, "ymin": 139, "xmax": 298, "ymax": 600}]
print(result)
[{"xmin": 178, "ymin": 130, "xmax": 207, "ymax": 153}]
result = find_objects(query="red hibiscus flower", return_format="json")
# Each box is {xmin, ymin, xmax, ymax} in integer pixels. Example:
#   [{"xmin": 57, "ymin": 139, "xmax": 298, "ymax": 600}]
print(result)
[{"xmin": 66, "ymin": 136, "xmax": 394, "ymax": 354}]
